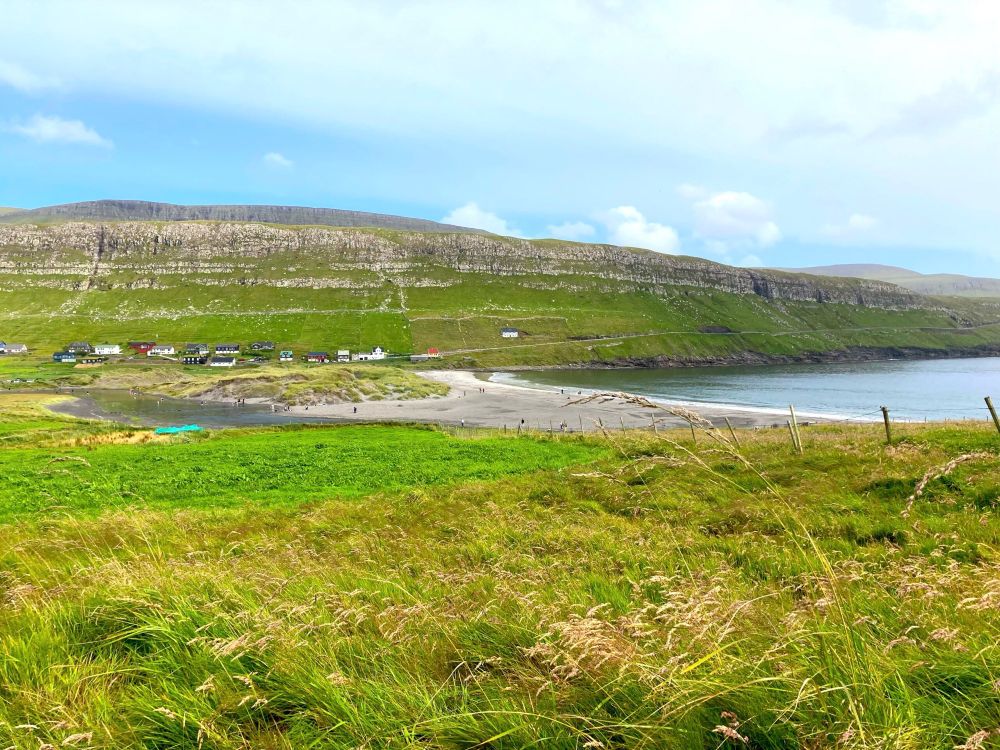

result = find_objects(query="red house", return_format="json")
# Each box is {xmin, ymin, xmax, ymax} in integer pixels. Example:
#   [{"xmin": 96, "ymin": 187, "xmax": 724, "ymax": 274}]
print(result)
[
  {"xmin": 306, "ymin": 351, "xmax": 329, "ymax": 363},
  {"xmin": 427, "ymin": 347, "xmax": 441, "ymax": 358},
  {"xmin": 128, "ymin": 341, "xmax": 155, "ymax": 354}
]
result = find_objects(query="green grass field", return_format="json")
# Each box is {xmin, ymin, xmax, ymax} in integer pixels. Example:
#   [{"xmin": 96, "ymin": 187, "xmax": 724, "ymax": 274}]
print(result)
[{"xmin": 0, "ymin": 394, "xmax": 998, "ymax": 748}]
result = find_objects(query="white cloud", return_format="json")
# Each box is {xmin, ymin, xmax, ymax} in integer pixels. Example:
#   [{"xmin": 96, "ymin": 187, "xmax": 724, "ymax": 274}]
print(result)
[
  {"xmin": 602, "ymin": 206, "xmax": 679, "ymax": 254},
  {"xmin": 262, "ymin": 151, "xmax": 293, "ymax": 168},
  {"xmin": 0, "ymin": 60, "xmax": 58, "ymax": 92},
  {"xmin": 872, "ymin": 76, "xmax": 1000, "ymax": 137},
  {"xmin": 442, "ymin": 202, "xmax": 520, "ymax": 236},
  {"xmin": 547, "ymin": 220, "xmax": 595, "ymax": 241},
  {"xmin": 823, "ymin": 212, "xmax": 879, "ymax": 237},
  {"xmin": 6, "ymin": 114, "xmax": 112, "ymax": 147},
  {"xmin": 692, "ymin": 191, "xmax": 781, "ymax": 247}
]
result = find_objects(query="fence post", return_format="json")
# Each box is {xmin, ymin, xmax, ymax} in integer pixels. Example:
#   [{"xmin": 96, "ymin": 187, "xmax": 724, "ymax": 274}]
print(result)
[
  {"xmin": 986, "ymin": 396, "xmax": 1000, "ymax": 435},
  {"xmin": 620, "ymin": 416, "xmax": 627, "ymax": 433},
  {"xmin": 789, "ymin": 405, "xmax": 803, "ymax": 454},
  {"xmin": 579, "ymin": 414, "xmax": 584, "ymax": 433},
  {"xmin": 689, "ymin": 423, "xmax": 697, "ymax": 445},
  {"xmin": 651, "ymin": 414, "xmax": 658, "ymax": 434},
  {"xmin": 880, "ymin": 406, "xmax": 892, "ymax": 445},
  {"xmin": 725, "ymin": 416, "xmax": 741, "ymax": 448},
  {"xmin": 786, "ymin": 420, "xmax": 798, "ymax": 452}
]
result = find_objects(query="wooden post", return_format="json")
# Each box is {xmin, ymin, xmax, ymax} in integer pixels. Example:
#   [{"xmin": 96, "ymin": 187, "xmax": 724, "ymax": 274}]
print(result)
[
  {"xmin": 620, "ymin": 416, "xmax": 626, "ymax": 433},
  {"xmin": 880, "ymin": 406, "xmax": 892, "ymax": 445},
  {"xmin": 549, "ymin": 420, "xmax": 553, "ymax": 435},
  {"xmin": 986, "ymin": 396, "xmax": 1000, "ymax": 435},
  {"xmin": 689, "ymin": 423, "xmax": 697, "ymax": 445},
  {"xmin": 786, "ymin": 420, "xmax": 798, "ymax": 452},
  {"xmin": 789, "ymin": 405, "xmax": 803, "ymax": 454},
  {"xmin": 724, "ymin": 417, "xmax": 741, "ymax": 448},
  {"xmin": 578, "ymin": 414, "xmax": 584, "ymax": 433},
  {"xmin": 517, "ymin": 423, "xmax": 521, "ymax": 436},
  {"xmin": 651, "ymin": 414, "xmax": 658, "ymax": 434}
]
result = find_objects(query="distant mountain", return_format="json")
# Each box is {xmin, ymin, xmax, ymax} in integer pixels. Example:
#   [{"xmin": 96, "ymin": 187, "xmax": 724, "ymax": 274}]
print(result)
[
  {"xmin": 0, "ymin": 199, "xmax": 482, "ymax": 233},
  {"xmin": 785, "ymin": 263, "xmax": 1000, "ymax": 298}
]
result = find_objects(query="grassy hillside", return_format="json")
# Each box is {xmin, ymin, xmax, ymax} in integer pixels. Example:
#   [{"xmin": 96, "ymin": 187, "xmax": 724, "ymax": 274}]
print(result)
[
  {"xmin": 790, "ymin": 263, "xmax": 1000, "ymax": 299},
  {"xmin": 2, "ymin": 219, "xmax": 1000, "ymax": 367},
  {"xmin": 0, "ymin": 396, "xmax": 998, "ymax": 747}
]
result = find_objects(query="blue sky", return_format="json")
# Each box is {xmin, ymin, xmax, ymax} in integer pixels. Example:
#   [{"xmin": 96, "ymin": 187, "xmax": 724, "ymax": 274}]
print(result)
[{"xmin": 2, "ymin": 0, "xmax": 1000, "ymax": 276}]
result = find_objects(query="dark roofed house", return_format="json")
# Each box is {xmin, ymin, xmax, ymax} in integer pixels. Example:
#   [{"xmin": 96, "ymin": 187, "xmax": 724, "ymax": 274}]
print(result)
[
  {"xmin": 209, "ymin": 356, "xmax": 237, "ymax": 367},
  {"xmin": 185, "ymin": 343, "xmax": 210, "ymax": 355},
  {"xmin": 306, "ymin": 351, "xmax": 329, "ymax": 363},
  {"xmin": 251, "ymin": 341, "xmax": 275, "ymax": 351},
  {"xmin": 0, "ymin": 342, "xmax": 5, "ymax": 353},
  {"xmin": 67, "ymin": 341, "xmax": 93, "ymax": 353},
  {"xmin": 52, "ymin": 351, "xmax": 76, "ymax": 363},
  {"xmin": 500, "ymin": 327, "xmax": 519, "ymax": 338},
  {"xmin": 215, "ymin": 343, "xmax": 240, "ymax": 354},
  {"xmin": 183, "ymin": 355, "xmax": 208, "ymax": 365},
  {"xmin": 80, "ymin": 356, "xmax": 105, "ymax": 365}
]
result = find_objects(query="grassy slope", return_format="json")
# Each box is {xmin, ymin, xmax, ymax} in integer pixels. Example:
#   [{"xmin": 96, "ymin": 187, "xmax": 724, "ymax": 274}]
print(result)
[
  {"xmin": 3, "ymin": 228, "xmax": 1000, "ymax": 366},
  {"xmin": 0, "ymin": 397, "xmax": 998, "ymax": 747}
]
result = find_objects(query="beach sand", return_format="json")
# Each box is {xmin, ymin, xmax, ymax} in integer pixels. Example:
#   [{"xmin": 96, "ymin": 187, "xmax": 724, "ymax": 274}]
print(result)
[{"xmin": 277, "ymin": 370, "xmax": 831, "ymax": 431}]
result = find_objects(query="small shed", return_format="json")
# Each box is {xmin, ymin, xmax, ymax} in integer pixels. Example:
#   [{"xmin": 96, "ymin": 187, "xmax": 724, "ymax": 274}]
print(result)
[{"xmin": 500, "ymin": 327, "xmax": 519, "ymax": 338}]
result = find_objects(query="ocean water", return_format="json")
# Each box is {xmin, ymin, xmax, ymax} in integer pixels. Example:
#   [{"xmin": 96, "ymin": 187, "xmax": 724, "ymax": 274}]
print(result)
[{"xmin": 495, "ymin": 357, "xmax": 1000, "ymax": 422}]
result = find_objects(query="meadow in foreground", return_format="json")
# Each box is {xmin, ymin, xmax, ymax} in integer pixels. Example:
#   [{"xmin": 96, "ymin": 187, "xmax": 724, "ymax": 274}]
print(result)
[{"xmin": 0, "ymin": 396, "xmax": 998, "ymax": 748}]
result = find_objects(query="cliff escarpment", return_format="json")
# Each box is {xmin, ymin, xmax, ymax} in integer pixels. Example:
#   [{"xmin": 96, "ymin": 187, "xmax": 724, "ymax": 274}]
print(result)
[{"xmin": 0, "ymin": 220, "xmax": 925, "ymax": 309}]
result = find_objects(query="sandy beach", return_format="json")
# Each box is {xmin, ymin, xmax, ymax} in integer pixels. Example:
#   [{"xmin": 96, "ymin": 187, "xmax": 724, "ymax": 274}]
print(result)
[{"xmin": 277, "ymin": 370, "xmax": 835, "ymax": 430}]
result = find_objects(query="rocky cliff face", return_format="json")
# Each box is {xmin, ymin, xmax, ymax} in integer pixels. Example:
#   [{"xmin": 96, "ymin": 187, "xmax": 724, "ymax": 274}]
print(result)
[
  {"xmin": 0, "ymin": 220, "xmax": 927, "ymax": 309},
  {"xmin": 0, "ymin": 200, "xmax": 481, "ymax": 233}
]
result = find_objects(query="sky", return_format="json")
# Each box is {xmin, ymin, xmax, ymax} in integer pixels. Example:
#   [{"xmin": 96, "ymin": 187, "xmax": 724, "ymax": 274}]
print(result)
[{"xmin": 1, "ymin": 0, "xmax": 999, "ymax": 276}]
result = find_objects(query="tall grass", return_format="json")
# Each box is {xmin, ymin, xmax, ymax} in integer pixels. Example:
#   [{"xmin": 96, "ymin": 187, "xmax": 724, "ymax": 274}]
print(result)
[{"xmin": 0, "ymin": 419, "xmax": 997, "ymax": 748}]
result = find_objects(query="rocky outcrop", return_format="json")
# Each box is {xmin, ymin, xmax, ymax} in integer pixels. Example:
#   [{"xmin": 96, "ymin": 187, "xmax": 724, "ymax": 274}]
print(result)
[
  {"xmin": 0, "ymin": 220, "xmax": 930, "ymax": 310},
  {"xmin": 0, "ymin": 200, "xmax": 482, "ymax": 233}
]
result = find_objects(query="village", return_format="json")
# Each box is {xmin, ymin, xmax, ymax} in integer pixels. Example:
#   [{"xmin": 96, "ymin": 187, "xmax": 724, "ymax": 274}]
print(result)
[
  {"xmin": 0, "ymin": 327, "xmax": 523, "ymax": 367},
  {"xmin": 41, "ymin": 342, "xmax": 442, "ymax": 367}
]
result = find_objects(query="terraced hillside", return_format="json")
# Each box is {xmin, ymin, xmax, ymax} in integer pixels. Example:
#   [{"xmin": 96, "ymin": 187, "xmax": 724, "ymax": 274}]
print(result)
[{"xmin": 1, "ymin": 213, "xmax": 999, "ymax": 367}]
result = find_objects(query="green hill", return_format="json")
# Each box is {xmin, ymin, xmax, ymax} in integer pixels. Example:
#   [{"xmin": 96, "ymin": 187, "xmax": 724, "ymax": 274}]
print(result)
[
  {"xmin": 1, "ymin": 210, "xmax": 999, "ymax": 367},
  {"xmin": 785, "ymin": 263, "xmax": 1000, "ymax": 299}
]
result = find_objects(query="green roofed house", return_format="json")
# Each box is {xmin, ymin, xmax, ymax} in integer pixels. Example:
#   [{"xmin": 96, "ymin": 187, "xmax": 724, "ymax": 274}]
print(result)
[{"xmin": 279, "ymin": 350, "xmax": 294, "ymax": 362}]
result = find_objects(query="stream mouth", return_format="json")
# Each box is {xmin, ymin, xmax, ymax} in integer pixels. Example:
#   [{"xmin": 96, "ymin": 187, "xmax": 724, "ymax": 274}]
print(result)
[{"xmin": 48, "ymin": 390, "xmax": 339, "ymax": 429}]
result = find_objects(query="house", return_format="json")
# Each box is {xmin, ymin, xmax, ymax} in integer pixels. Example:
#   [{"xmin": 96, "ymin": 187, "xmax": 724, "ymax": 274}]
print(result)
[
  {"xmin": 410, "ymin": 354, "xmax": 430, "ymax": 363},
  {"xmin": 279, "ymin": 350, "xmax": 294, "ymax": 362},
  {"xmin": 94, "ymin": 344, "xmax": 121, "ymax": 355},
  {"xmin": 148, "ymin": 344, "xmax": 176, "ymax": 356},
  {"xmin": 128, "ymin": 341, "xmax": 155, "ymax": 354},
  {"xmin": 0, "ymin": 342, "xmax": 5, "ymax": 353},
  {"xmin": 67, "ymin": 341, "xmax": 93, "ymax": 353},
  {"xmin": 306, "ymin": 351, "xmax": 329, "ymax": 363},
  {"xmin": 500, "ymin": 327, "xmax": 519, "ymax": 338},
  {"xmin": 185, "ymin": 343, "xmax": 210, "ymax": 355},
  {"xmin": 250, "ymin": 341, "xmax": 275, "ymax": 351},
  {"xmin": 353, "ymin": 346, "xmax": 386, "ymax": 362},
  {"xmin": 80, "ymin": 356, "xmax": 105, "ymax": 365},
  {"xmin": 426, "ymin": 347, "xmax": 441, "ymax": 358},
  {"xmin": 4, "ymin": 343, "xmax": 27, "ymax": 355},
  {"xmin": 209, "ymin": 356, "xmax": 236, "ymax": 367},
  {"xmin": 215, "ymin": 343, "xmax": 240, "ymax": 354},
  {"xmin": 337, "ymin": 349, "xmax": 350, "ymax": 363},
  {"xmin": 52, "ymin": 351, "xmax": 76, "ymax": 363},
  {"xmin": 183, "ymin": 355, "xmax": 208, "ymax": 365}
]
